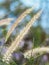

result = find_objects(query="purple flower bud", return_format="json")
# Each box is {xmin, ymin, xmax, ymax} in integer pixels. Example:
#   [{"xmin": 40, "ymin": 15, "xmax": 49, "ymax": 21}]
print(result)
[
  {"xmin": 42, "ymin": 55, "xmax": 48, "ymax": 62},
  {"xmin": 19, "ymin": 40, "xmax": 25, "ymax": 48},
  {"xmin": 1, "ymin": 46, "xmax": 7, "ymax": 55},
  {"xmin": 0, "ymin": 38, "xmax": 5, "ymax": 46},
  {"xmin": 12, "ymin": 52, "xmax": 24, "ymax": 61}
]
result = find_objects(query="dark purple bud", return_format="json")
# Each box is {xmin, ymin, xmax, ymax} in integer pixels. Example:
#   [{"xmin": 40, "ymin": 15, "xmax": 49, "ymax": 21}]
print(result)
[
  {"xmin": 45, "ymin": 38, "xmax": 49, "ymax": 46},
  {"xmin": 22, "ymin": 58, "xmax": 28, "ymax": 64},
  {"xmin": 26, "ymin": 41, "xmax": 33, "ymax": 49}
]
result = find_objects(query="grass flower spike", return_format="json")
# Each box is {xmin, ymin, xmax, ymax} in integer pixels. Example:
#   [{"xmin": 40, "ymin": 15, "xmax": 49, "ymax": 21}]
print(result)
[
  {"xmin": 5, "ymin": 7, "xmax": 34, "ymax": 42},
  {"xmin": 24, "ymin": 47, "xmax": 49, "ymax": 58},
  {"xmin": 0, "ymin": 18, "xmax": 13, "ymax": 26},
  {"xmin": 2, "ymin": 9, "xmax": 42, "ymax": 63}
]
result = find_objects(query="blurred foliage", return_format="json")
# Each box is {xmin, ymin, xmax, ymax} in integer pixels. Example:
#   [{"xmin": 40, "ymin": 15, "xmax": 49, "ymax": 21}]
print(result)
[{"xmin": 0, "ymin": 0, "xmax": 49, "ymax": 65}]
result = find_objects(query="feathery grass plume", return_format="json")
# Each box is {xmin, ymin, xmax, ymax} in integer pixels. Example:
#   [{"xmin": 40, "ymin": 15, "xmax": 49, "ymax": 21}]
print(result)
[
  {"xmin": 5, "ymin": 7, "xmax": 34, "ymax": 42},
  {"xmin": 2, "ymin": 10, "xmax": 42, "ymax": 63},
  {"xmin": 24, "ymin": 47, "xmax": 49, "ymax": 59},
  {"xmin": 0, "ymin": 18, "xmax": 13, "ymax": 26}
]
